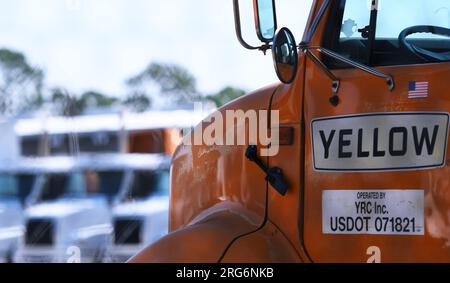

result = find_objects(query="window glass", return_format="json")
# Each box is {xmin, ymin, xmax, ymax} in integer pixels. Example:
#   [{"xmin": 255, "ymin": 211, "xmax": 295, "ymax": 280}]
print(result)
[
  {"xmin": 257, "ymin": 0, "xmax": 276, "ymax": 40},
  {"xmin": 78, "ymin": 132, "xmax": 119, "ymax": 153},
  {"xmin": 66, "ymin": 172, "xmax": 85, "ymax": 196},
  {"xmin": 40, "ymin": 174, "xmax": 69, "ymax": 201},
  {"xmin": 340, "ymin": 0, "xmax": 370, "ymax": 39},
  {"xmin": 330, "ymin": 0, "xmax": 450, "ymax": 67},
  {"xmin": 83, "ymin": 170, "xmax": 124, "ymax": 200},
  {"xmin": 17, "ymin": 174, "xmax": 36, "ymax": 204},
  {"xmin": 0, "ymin": 174, "xmax": 18, "ymax": 198},
  {"xmin": 40, "ymin": 171, "xmax": 125, "ymax": 202},
  {"xmin": 126, "ymin": 170, "xmax": 169, "ymax": 201},
  {"xmin": 0, "ymin": 173, "xmax": 35, "ymax": 203},
  {"xmin": 376, "ymin": 0, "xmax": 450, "ymax": 39},
  {"xmin": 21, "ymin": 136, "xmax": 40, "ymax": 157}
]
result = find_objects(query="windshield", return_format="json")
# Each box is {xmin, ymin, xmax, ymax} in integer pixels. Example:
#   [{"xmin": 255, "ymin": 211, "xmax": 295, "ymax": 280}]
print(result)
[
  {"xmin": 84, "ymin": 170, "xmax": 124, "ymax": 200},
  {"xmin": 375, "ymin": 0, "xmax": 450, "ymax": 39},
  {"xmin": 40, "ymin": 170, "xmax": 123, "ymax": 202},
  {"xmin": 40, "ymin": 173, "xmax": 70, "ymax": 201},
  {"xmin": 326, "ymin": 0, "xmax": 450, "ymax": 67},
  {"xmin": 125, "ymin": 170, "xmax": 169, "ymax": 201},
  {"xmin": 341, "ymin": 0, "xmax": 450, "ymax": 38},
  {"xmin": 0, "ymin": 173, "xmax": 35, "ymax": 203}
]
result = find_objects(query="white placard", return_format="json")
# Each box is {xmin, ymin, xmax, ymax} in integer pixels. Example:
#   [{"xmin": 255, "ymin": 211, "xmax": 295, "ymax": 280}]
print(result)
[
  {"xmin": 323, "ymin": 190, "xmax": 424, "ymax": 235},
  {"xmin": 311, "ymin": 112, "xmax": 449, "ymax": 172}
]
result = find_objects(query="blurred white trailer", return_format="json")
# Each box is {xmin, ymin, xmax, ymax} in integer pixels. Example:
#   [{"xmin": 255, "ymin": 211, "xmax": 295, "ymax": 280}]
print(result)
[
  {"xmin": 14, "ymin": 110, "xmax": 206, "ymax": 157},
  {"xmin": 0, "ymin": 120, "xmax": 19, "ymax": 161}
]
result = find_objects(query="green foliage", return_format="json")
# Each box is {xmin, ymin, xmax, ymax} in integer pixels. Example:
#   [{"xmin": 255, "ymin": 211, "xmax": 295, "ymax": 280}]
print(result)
[
  {"xmin": 123, "ymin": 91, "xmax": 152, "ymax": 113},
  {"xmin": 126, "ymin": 62, "xmax": 246, "ymax": 108},
  {"xmin": 127, "ymin": 62, "xmax": 200, "ymax": 104},
  {"xmin": 81, "ymin": 91, "xmax": 118, "ymax": 108},
  {"xmin": 50, "ymin": 90, "xmax": 121, "ymax": 117},
  {"xmin": 0, "ymin": 47, "xmax": 247, "ymax": 117},
  {"xmin": 51, "ymin": 88, "xmax": 86, "ymax": 117},
  {"xmin": 206, "ymin": 87, "xmax": 246, "ymax": 107},
  {"xmin": 0, "ymin": 48, "xmax": 44, "ymax": 116}
]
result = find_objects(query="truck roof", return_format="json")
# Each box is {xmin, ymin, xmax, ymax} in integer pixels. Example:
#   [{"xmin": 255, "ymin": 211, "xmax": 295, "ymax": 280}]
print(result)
[
  {"xmin": 0, "ymin": 154, "xmax": 170, "ymax": 174},
  {"xmin": 15, "ymin": 110, "xmax": 207, "ymax": 137},
  {"xmin": 74, "ymin": 153, "xmax": 171, "ymax": 171}
]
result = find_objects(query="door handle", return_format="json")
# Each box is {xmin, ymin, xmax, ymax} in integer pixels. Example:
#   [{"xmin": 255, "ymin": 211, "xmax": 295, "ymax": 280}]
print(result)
[{"xmin": 245, "ymin": 145, "xmax": 288, "ymax": 196}]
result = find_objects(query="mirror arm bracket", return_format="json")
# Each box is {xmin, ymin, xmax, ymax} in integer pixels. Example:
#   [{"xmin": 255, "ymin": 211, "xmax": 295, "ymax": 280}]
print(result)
[
  {"xmin": 260, "ymin": 43, "xmax": 272, "ymax": 55},
  {"xmin": 303, "ymin": 49, "xmax": 340, "ymax": 93},
  {"xmin": 299, "ymin": 43, "xmax": 396, "ymax": 93}
]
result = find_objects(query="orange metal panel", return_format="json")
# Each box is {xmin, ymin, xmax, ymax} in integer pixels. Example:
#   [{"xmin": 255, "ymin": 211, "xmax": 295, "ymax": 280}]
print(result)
[
  {"xmin": 221, "ymin": 221, "xmax": 302, "ymax": 263},
  {"xmin": 129, "ymin": 204, "xmax": 260, "ymax": 263},
  {"xmin": 169, "ymin": 85, "xmax": 278, "ymax": 232},
  {"xmin": 302, "ymin": 9, "xmax": 450, "ymax": 261},
  {"xmin": 132, "ymin": 0, "xmax": 450, "ymax": 263}
]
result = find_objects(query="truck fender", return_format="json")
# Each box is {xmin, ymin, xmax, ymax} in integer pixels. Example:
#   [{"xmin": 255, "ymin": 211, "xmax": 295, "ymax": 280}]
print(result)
[
  {"xmin": 220, "ymin": 220, "xmax": 302, "ymax": 263},
  {"xmin": 129, "ymin": 210, "xmax": 260, "ymax": 263}
]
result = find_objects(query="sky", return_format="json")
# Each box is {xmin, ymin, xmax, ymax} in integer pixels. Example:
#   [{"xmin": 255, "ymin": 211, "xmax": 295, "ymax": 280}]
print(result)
[{"xmin": 0, "ymin": 0, "xmax": 313, "ymax": 98}]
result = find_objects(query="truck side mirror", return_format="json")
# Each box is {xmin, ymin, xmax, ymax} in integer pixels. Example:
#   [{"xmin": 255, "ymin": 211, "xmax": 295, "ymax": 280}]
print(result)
[
  {"xmin": 272, "ymin": 28, "xmax": 298, "ymax": 84},
  {"xmin": 253, "ymin": 0, "xmax": 277, "ymax": 42}
]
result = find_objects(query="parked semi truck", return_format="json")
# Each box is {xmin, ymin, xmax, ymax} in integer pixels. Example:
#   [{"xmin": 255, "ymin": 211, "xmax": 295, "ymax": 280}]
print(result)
[
  {"xmin": 14, "ymin": 157, "xmax": 112, "ymax": 263},
  {"xmin": 131, "ymin": 0, "xmax": 450, "ymax": 263},
  {"xmin": 13, "ymin": 154, "xmax": 170, "ymax": 263},
  {"xmin": 109, "ymin": 155, "xmax": 170, "ymax": 262},
  {"xmin": 73, "ymin": 153, "xmax": 171, "ymax": 263},
  {"xmin": 0, "ymin": 159, "xmax": 44, "ymax": 263},
  {"xmin": 0, "ymin": 168, "xmax": 25, "ymax": 263}
]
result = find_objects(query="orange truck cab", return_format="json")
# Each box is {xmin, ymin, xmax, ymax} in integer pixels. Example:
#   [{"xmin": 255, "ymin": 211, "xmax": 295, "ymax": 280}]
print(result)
[{"xmin": 132, "ymin": 0, "xmax": 450, "ymax": 263}]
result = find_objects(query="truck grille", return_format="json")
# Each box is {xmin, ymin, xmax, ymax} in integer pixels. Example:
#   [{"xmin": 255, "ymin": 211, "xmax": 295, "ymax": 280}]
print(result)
[
  {"xmin": 114, "ymin": 219, "xmax": 142, "ymax": 245},
  {"xmin": 25, "ymin": 219, "xmax": 54, "ymax": 246}
]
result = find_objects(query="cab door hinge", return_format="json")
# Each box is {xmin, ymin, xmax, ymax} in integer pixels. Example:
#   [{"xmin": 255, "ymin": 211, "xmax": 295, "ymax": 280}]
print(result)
[{"xmin": 245, "ymin": 145, "xmax": 288, "ymax": 196}]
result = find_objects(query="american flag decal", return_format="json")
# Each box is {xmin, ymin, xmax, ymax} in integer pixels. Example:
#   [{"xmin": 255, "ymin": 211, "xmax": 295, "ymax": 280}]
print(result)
[{"xmin": 408, "ymin": 81, "xmax": 429, "ymax": 99}]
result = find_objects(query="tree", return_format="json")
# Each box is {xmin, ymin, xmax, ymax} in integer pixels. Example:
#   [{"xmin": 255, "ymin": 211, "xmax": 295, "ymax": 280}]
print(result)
[
  {"xmin": 0, "ymin": 48, "xmax": 44, "ymax": 116},
  {"xmin": 51, "ymin": 88, "xmax": 86, "ymax": 117},
  {"xmin": 127, "ymin": 62, "xmax": 200, "ymax": 104},
  {"xmin": 123, "ymin": 91, "xmax": 152, "ymax": 113},
  {"xmin": 206, "ymin": 87, "xmax": 246, "ymax": 107},
  {"xmin": 50, "ymin": 89, "xmax": 120, "ymax": 117},
  {"xmin": 80, "ymin": 91, "xmax": 118, "ymax": 108}
]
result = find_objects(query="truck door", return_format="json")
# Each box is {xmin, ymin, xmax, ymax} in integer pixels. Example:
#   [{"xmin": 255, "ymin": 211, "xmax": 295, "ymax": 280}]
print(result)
[{"xmin": 303, "ymin": 0, "xmax": 450, "ymax": 262}]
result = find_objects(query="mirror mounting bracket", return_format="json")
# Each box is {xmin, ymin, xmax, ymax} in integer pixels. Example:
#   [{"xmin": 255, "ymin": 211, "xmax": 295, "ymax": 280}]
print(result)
[
  {"xmin": 303, "ymin": 49, "xmax": 340, "ymax": 93},
  {"xmin": 299, "ymin": 43, "xmax": 395, "ymax": 94},
  {"xmin": 260, "ymin": 43, "xmax": 271, "ymax": 55}
]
